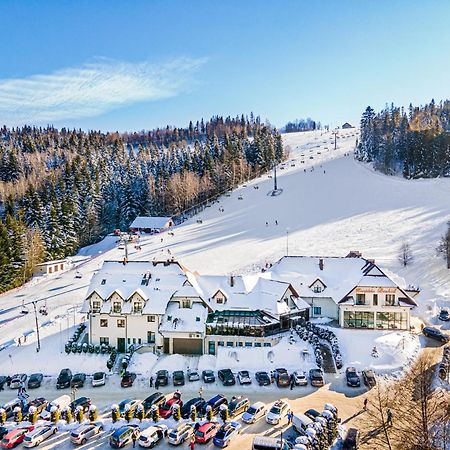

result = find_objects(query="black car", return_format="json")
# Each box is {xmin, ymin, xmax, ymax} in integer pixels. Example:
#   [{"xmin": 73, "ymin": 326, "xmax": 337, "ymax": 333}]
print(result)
[
  {"xmin": 202, "ymin": 370, "xmax": 215, "ymax": 383},
  {"xmin": 345, "ymin": 367, "xmax": 361, "ymax": 387},
  {"xmin": 218, "ymin": 369, "xmax": 235, "ymax": 386},
  {"xmin": 23, "ymin": 397, "xmax": 48, "ymax": 417},
  {"xmin": 304, "ymin": 409, "xmax": 321, "ymax": 420},
  {"xmin": 362, "ymin": 369, "xmax": 376, "ymax": 388},
  {"xmin": 181, "ymin": 397, "xmax": 207, "ymax": 419},
  {"xmin": 70, "ymin": 396, "xmax": 91, "ymax": 413},
  {"xmin": 203, "ymin": 394, "xmax": 228, "ymax": 416},
  {"xmin": 27, "ymin": 373, "xmax": 44, "ymax": 389},
  {"xmin": 255, "ymin": 371, "xmax": 271, "ymax": 386},
  {"xmin": 0, "ymin": 376, "xmax": 9, "ymax": 390},
  {"xmin": 343, "ymin": 427, "xmax": 360, "ymax": 450},
  {"xmin": 0, "ymin": 427, "xmax": 8, "ymax": 440},
  {"xmin": 56, "ymin": 368, "xmax": 73, "ymax": 389},
  {"xmin": 141, "ymin": 392, "xmax": 166, "ymax": 417},
  {"xmin": 439, "ymin": 309, "xmax": 449, "ymax": 322},
  {"xmin": 71, "ymin": 373, "xmax": 87, "ymax": 388},
  {"xmin": 423, "ymin": 326, "xmax": 450, "ymax": 343},
  {"xmin": 155, "ymin": 370, "xmax": 169, "ymax": 386},
  {"xmin": 172, "ymin": 371, "xmax": 185, "ymax": 386},
  {"xmin": 309, "ymin": 368, "xmax": 325, "ymax": 387}
]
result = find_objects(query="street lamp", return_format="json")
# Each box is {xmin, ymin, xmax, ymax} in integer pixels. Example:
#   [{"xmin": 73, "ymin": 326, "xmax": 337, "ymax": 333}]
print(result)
[
  {"xmin": 286, "ymin": 228, "xmax": 290, "ymax": 256},
  {"xmin": 31, "ymin": 301, "xmax": 41, "ymax": 352}
]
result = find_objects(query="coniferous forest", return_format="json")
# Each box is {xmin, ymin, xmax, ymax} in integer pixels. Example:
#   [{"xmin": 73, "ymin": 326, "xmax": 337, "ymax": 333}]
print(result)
[
  {"xmin": 357, "ymin": 100, "xmax": 450, "ymax": 178},
  {"xmin": 0, "ymin": 114, "xmax": 283, "ymax": 293},
  {"xmin": 283, "ymin": 118, "xmax": 320, "ymax": 133}
]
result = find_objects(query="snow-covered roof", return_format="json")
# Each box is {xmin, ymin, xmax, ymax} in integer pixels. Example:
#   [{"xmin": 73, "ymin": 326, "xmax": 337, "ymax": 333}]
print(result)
[
  {"xmin": 130, "ymin": 216, "xmax": 172, "ymax": 229},
  {"xmin": 159, "ymin": 302, "xmax": 207, "ymax": 334},
  {"xmin": 172, "ymin": 285, "xmax": 203, "ymax": 298}
]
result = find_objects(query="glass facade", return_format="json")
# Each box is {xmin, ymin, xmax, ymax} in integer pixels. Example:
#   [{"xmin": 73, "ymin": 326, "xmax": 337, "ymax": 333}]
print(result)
[
  {"xmin": 343, "ymin": 311, "xmax": 374, "ymax": 328},
  {"xmin": 343, "ymin": 310, "xmax": 408, "ymax": 330},
  {"xmin": 376, "ymin": 312, "xmax": 407, "ymax": 329}
]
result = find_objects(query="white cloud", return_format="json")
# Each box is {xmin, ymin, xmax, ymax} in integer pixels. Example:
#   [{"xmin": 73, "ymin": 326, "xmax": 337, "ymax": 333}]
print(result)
[{"xmin": 0, "ymin": 57, "xmax": 207, "ymax": 125}]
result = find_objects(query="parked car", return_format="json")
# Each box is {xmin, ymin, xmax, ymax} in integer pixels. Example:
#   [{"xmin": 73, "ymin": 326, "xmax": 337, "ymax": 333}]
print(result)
[
  {"xmin": 212, "ymin": 421, "xmax": 241, "ymax": 447},
  {"xmin": 27, "ymin": 373, "xmax": 43, "ymax": 389},
  {"xmin": 23, "ymin": 397, "xmax": 47, "ymax": 418},
  {"xmin": 119, "ymin": 399, "xmax": 141, "ymax": 417},
  {"xmin": 203, "ymin": 395, "xmax": 228, "ymax": 416},
  {"xmin": 92, "ymin": 372, "xmax": 106, "ymax": 387},
  {"xmin": 138, "ymin": 425, "xmax": 168, "ymax": 448},
  {"xmin": 292, "ymin": 413, "xmax": 314, "ymax": 435},
  {"xmin": 159, "ymin": 395, "xmax": 183, "ymax": 419},
  {"xmin": 362, "ymin": 369, "xmax": 377, "ymax": 388},
  {"xmin": 342, "ymin": 427, "xmax": 360, "ymax": 450},
  {"xmin": 121, "ymin": 372, "xmax": 137, "ymax": 388},
  {"xmin": 292, "ymin": 371, "xmax": 308, "ymax": 386},
  {"xmin": 202, "ymin": 370, "xmax": 215, "ymax": 383},
  {"xmin": 0, "ymin": 377, "xmax": 8, "ymax": 391},
  {"xmin": 56, "ymin": 369, "xmax": 72, "ymax": 389},
  {"xmin": 181, "ymin": 397, "xmax": 206, "ymax": 419},
  {"xmin": 172, "ymin": 371, "xmax": 185, "ymax": 386},
  {"xmin": 155, "ymin": 370, "xmax": 169, "ymax": 386},
  {"xmin": 237, "ymin": 371, "xmax": 252, "ymax": 385},
  {"xmin": 187, "ymin": 370, "xmax": 200, "ymax": 382},
  {"xmin": 309, "ymin": 368, "xmax": 325, "ymax": 387},
  {"xmin": 194, "ymin": 422, "xmax": 219, "ymax": 444},
  {"xmin": 1, "ymin": 398, "xmax": 23, "ymax": 419},
  {"xmin": 218, "ymin": 369, "xmax": 235, "ymax": 386},
  {"xmin": 0, "ymin": 429, "xmax": 7, "ymax": 441},
  {"xmin": 423, "ymin": 326, "xmax": 450, "ymax": 343},
  {"xmin": 304, "ymin": 409, "xmax": 320, "ymax": 420},
  {"xmin": 274, "ymin": 368, "xmax": 290, "ymax": 387},
  {"xmin": 167, "ymin": 423, "xmax": 193, "ymax": 445},
  {"xmin": 439, "ymin": 308, "xmax": 449, "ymax": 322},
  {"xmin": 252, "ymin": 436, "xmax": 291, "ymax": 450},
  {"xmin": 1, "ymin": 426, "xmax": 34, "ymax": 449},
  {"xmin": 228, "ymin": 396, "xmax": 249, "ymax": 418},
  {"xmin": 266, "ymin": 400, "xmax": 290, "ymax": 425},
  {"xmin": 69, "ymin": 396, "xmax": 91, "ymax": 413},
  {"xmin": 70, "ymin": 422, "xmax": 103, "ymax": 445},
  {"xmin": 255, "ymin": 371, "xmax": 271, "ymax": 386},
  {"xmin": 23, "ymin": 425, "xmax": 57, "ymax": 447},
  {"xmin": 346, "ymin": 367, "xmax": 361, "ymax": 387},
  {"xmin": 110, "ymin": 424, "xmax": 139, "ymax": 448},
  {"xmin": 142, "ymin": 392, "xmax": 166, "ymax": 417},
  {"xmin": 242, "ymin": 402, "xmax": 266, "ymax": 424},
  {"xmin": 71, "ymin": 373, "xmax": 87, "ymax": 388},
  {"xmin": 10, "ymin": 374, "xmax": 27, "ymax": 389},
  {"xmin": 40, "ymin": 395, "xmax": 71, "ymax": 420}
]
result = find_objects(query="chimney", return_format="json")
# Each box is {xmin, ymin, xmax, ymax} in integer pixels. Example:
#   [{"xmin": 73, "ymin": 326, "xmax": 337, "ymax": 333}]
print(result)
[
  {"xmin": 319, "ymin": 259, "xmax": 324, "ymax": 271},
  {"xmin": 230, "ymin": 275, "xmax": 234, "ymax": 287}
]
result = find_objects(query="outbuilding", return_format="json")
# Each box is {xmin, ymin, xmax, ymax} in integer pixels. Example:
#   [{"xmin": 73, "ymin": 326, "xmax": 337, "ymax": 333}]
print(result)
[
  {"xmin": 33, "ymin": 259, "xmax": 69, "ymax": 276},
  {"xmin": 129, "ymin": 216, "xmax": 173, "ymax": 234}
]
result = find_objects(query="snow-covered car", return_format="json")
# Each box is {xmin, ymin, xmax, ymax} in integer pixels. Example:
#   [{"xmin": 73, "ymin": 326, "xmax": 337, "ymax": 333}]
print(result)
[
  {"xmin": 362, "ymin": 370, "xmax": 376, "ymax": 388},
  {"xmin": 92, "ymin": 371, "xmax": 106, "ymax": 387},
  {"xmin": 23, "ymin": 425, "xmax": 57, "ymax": 447},
  {"xmin": 167, "ymin": 423, "xmax": 193, "ymax": 445},
  {"xmin": 266, "ymin": 400, "xmax": 290, "ymax": 425},
  {"xmin": 293, "ymin": 371, "xmax": 308, "ymax": 386},
  {"xmin": 187, "ymin": 370, "xmax": 200, "ymax": 382},
  {"xmin": 1, "ymin": 426, "xmax": 34, "ymax": 448},
  {"xmin": 237, "ymin": 370, "xmax": 251, "ymax": 385},
  {"xmin": 119, "ymin": 399, "xmax": 141, "ymax": 417},
  {"xmin": 70, "ymin": 422, "xmax": 103, "ymax": 445},
  {"xmin": 242, "ymin": 402, "xmax": 266, "ymax": 424},
  {"xmin": 9, "ymin": 374, "xmax": 27, "ymax": 389},
  {"xmin": 212, "ymin": 421, "xmax": 241, "ymax": 447},
  {"xmin": 138, "ymin": 425, "xmax": 167, "ymax": 448}
]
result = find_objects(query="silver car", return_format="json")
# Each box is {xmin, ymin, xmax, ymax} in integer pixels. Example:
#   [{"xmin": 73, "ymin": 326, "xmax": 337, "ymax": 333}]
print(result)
[
  {"xmin": 23, "ymin": 425, "xmax": 58, "ymax": 447},
  {"xmin": 70, "ymin": 422, "xmax": 104, "ymax": 445},
  {"xmin": 10, "ymin": 373, "xmax": 27, "ymax": 389}
]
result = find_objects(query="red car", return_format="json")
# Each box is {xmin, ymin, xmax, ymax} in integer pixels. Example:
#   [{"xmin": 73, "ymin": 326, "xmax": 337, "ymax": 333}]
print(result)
[
  {"xmin": 1, "ymin": 426, "xmax": 34, "ymax": 449},
  {"xmin": 120, "ymin": 372, "xmax": 136, "ymax": 388},
  {"xmin": 194, "ymin": 422, "xmax": 219, "ymax": 444},
  {"xmin": 159, "ymin": 396, "xmax": 183, "ymax": 419}
]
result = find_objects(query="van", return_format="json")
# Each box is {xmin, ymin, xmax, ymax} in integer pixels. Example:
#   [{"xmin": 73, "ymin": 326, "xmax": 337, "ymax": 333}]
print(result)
[
  {"xmin": 168, "ymin": 423, "xmax": 193, "ymax": 445},
  {"xmin": 252, "ymin": 436, "xmax": 291, "ymax": 450},
  {"xmin": 110, "ymin": 424, "xmax": 139, "ymax": 448},
  {"xmin": 292, "ymin": 413, "xmax": 314, "ymax": 435},
  {"xmin": 1, "ymin": 398, "xmax": 22, "ymax": 418},
  {"xmin": 40, "ymin": 394, "xmax": 71, "ymax": 420}
]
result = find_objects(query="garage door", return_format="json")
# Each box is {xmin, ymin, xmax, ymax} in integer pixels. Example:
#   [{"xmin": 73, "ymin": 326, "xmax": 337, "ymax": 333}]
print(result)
[{"xmin": 173, "ymin": 338, "xmax": 203, "ymax": 355}]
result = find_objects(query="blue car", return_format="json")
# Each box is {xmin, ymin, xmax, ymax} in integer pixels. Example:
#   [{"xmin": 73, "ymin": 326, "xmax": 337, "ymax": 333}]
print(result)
[
  {"xmin": 212, "ymin": 422, "xmax": 241, "ymax": 447},
  {"xmin": 109, "ymin": 424, "xmax": 139, "ymax": 448}
]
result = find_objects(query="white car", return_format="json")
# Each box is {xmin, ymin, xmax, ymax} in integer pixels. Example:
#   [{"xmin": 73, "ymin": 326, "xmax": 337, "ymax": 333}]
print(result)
[
  {"xmin": 92, "ymin": 372, "xmax": 106, "ymax": 387},
  {"xmin": 187, "ymin": 370, "xmax": 200, "ymax": 382},
  {"xmin": 237, "ymin": 370, "xmax": 252, "ymax": 385},
  {"xmin": 70, "ymin": 422, "xmax": 104, "ymax": 445},
  {"xmin": 266, "ymin": 400, "xmax": 290, "ymax": 425},
  {"xmin": 10, "ymin": 374, "xmax": 27, "ymax": 389},
  {"xmin": 23, "ymin": 425, "xmax": 58, "ymax": 447},
  {"xmin": 138, "ymin": 424, "xmax": 168, "ymax": 447},
  {"xmin": 242, "ymin": 402, "xmax": 266, "ymax": 424},
  {"xmin": 168, "ymin": 424, "xmax": 193, "ymax": 445},
  {"xmin": 293, "ymin": 370, "xmax": 308, "ymax": 386}
]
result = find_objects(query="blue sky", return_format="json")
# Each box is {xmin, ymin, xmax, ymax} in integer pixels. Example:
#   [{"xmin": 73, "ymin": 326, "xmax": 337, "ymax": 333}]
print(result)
[{"xmin": 1, "ymin": 0, "xmax": 449, "ymax": 131}]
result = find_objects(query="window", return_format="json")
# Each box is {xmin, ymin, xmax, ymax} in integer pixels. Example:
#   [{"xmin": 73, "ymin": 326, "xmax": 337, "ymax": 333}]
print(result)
[
  {"xmin": 133, "ymin": 302, "xmax": 142, "ymax": 313},
  {"xmin": 138, "ymin": 338, "xmax": 141, "ymax": 345},
  {"xmin": 132, "ymin": 338, "xmax": 136, "ymax": 344},
  {"xmin": 313, "ymin": 306, "xmax": 322, "ymax": 316},
  {"xmin": 147, "ymin": 315, "xmax": 156, "ymax": 323},
  {"xmin": 147, "ymin": 331, "xmax": 155, "ymax": 344},
  {"xmin": 245, "ymin": 342, "xmax": 252, "ymax": 347},
  {"xmin": 343, "ymin": 311, "xmax": 375, "ymax": 328},
  {"xmin": 117, "ymin": 319, "xmax": 125, "ymax": 328},
  {"xmin": 113, "ymin": 302, "xmax": 121, "ymax": 313},
  {"xmin": 254, "ymin": 342, "xmax": 262, "ymax": 347},
  {"xmin": 313, "ymin": 285, "xmax": 322, "ymax": 293},
  {"xmin": 263, "ymin": 343, "xmax": 272, "ymax": 347},
  {"xmin": 218, "ymin": 341, "xmax": 224, "ymax": 347},
  {"xmin": 196, "ymin": 317, "xmax": 200, "ymax": 322},
  {"xmin": 100, "ymin": 319, "xmax": 108, "ymax": 328},
  {"xmin": 385, "ymin": 294, "xmax": 396, "ymax": 306},
  {"xmin": 237, "ymin": 342, "xmax": 243, "ymax": 347},
  {"xmin": 54, "ymin": 265, "xmax": 59, "ymax": 272},
  {"xmin": 216, "ymin": 298, "xmax": 224, "ymax": 304},
  {"xmin": 373, "ymin": 294, "xmax": 378, "ymax": 306},
  {"xmin": 92, "ymin": 301, "xmax": 101, "ymax": 313},
  {"xmin": 101, "ymin": 279, "xmax": 106, "ymax": 285},
  {"xmin": 376, "ymin": 312, "xmax": 407, "ymax": 330},
  {"xmin": 356, "ymin": 293, "xmax": 366, "ymax": 305},
  {"xmin": 182, "ymin": 299, "xmax": 190, "ymax": 308},
  {"xmin": 127, "ymin": 338, "xmax": 131, "ymax": 344},
  {"xmin": 60, "ymin": 264, "xmax": 64, "ymax": 270},
  {"xmin": 99, "ymin": 337, "xmax": 109, "ymax": 345},
  {"xmin": 226, "ymin": 341, "xmax": 234, "ymax": 347},
  {"xmin": 208, "ymin": 341, "xmax": 216, "ymax": 355}
]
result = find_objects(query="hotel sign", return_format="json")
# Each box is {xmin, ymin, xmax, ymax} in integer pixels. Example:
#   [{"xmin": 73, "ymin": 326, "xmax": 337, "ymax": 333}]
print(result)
[{"xmin": 355, "ymin": 287, "xmax": 397, "ymax": 294}]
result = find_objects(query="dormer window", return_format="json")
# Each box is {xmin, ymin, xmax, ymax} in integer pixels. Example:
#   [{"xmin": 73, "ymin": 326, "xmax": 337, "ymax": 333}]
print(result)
[
  {"xmin": 101, "ymin": 279, "xmax": 106, "ymax": 285},
  {"xmin": 216, "ymin": 298, "xmax": 224, "ymax": 304},
  {"xmin": 112, "ymin": 301, "xmax": 121, "ymax": 313},
  {"xmin": 313, "ymin": 286, "xmax": 322, "ymax": 293},
  {"xmin": 92, "ymin": 301, "xmax": 101, "ymax": 313},
  {"xmin": 133, "ymin": 301, "xmax": 142, "ymax": 313}
]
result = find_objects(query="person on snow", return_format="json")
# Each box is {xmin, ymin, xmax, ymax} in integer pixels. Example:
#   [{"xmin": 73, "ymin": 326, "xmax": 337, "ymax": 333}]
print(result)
[
  {"xmin": 189, "ymin": 436, "xmax": 195, "ymax": 450},
  {"xmin": 149, "ymin": 376, "xmax": 153, "ymax": 387},
  {"xmin": 132, "ymin": 428, "xmax": 139, "ymax": 447},
  {"xmin": 363, "ymin": 398, "xmax": 368, "ymax": 410}
]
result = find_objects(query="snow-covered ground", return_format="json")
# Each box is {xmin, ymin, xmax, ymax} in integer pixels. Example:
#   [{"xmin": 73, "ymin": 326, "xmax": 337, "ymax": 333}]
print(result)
[{"xmin": 0, "ymin": 128, "xmax": 449, "ymax": 381}]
